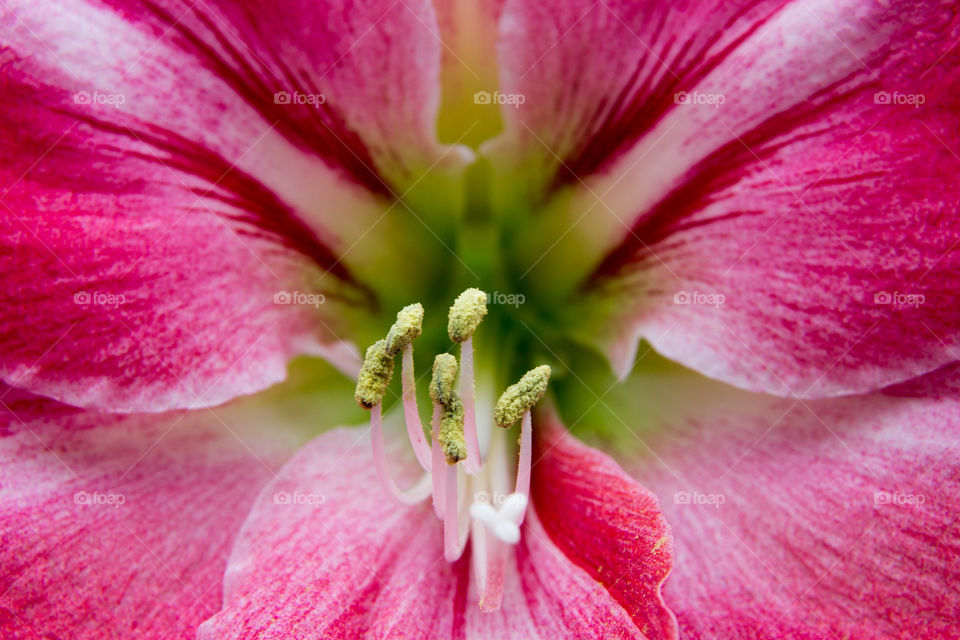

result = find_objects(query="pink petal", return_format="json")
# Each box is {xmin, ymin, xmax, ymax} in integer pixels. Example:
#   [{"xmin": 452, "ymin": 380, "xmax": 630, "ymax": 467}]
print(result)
[
  {"xmin": 3, "ymin": 0, "xmax": 462, "ymax": 193},
  {"xmin": 533, "ymin": 416, "xmax": 678, "ymax": 640},
  {"xmin": 0, "ymin": 384, "xmax": 290, "ymax": 639},
  {"xmin": 882, "ymin": 362, "xmax": 960, "ymax": 399},
  {"xmin": 487, "ymin": 0, "xmax": 804, "ymax": 193},
  {"xmin": 200, "ymin": 423, "xmax": 672, "ymax": 638},
  {"xmin": 619, "ymin": 372, "xmax": 960, "ymax": 639},
  {"xmin": 0, "ymin": 0, "xmax": 471, "ymax": 410},
  {"xmin": 489, "ymin": 0, "xmax": 960, "ymax": 397}
]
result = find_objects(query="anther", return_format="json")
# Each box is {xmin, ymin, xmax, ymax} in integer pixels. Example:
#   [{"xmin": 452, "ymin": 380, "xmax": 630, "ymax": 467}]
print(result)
[
  {"xmin": 385, "ymin": 303, "xmax": 423, "ymax": 357},
  {"xmin": 438, "ymin": 394, "xmax": 467, "ymax": 464},
  {"xmin": 494, "ymin": 365, "xmax": 551, "ymax": 428},
  {"xmin": 447, "ymin": 288, "xmax": 488, "ymax": 343},
  {"xmin": 354, "ymin": 340, "xmax": 394, "ymax": 409},
  {"xmin": 430, "ymin": 353, "xmax": 458, "ymax": 407}
]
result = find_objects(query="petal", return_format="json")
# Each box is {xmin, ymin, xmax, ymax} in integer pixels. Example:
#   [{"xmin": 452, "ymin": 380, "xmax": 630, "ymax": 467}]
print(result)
[
  {"xmin": 0, "ymin": 384, "xmax": 290, "ymax": 639},
  {"xmin": 199, "ymin": 420, "xmax": 667, "ymax": 638},
  {"xmin": 0, "ymin": 0, "xmax": 474, "ymax": 410},
  {"xmin": 487, "ymin": 0, "xmax": 861, "ymax": 203},
  {"xmin": 489, "ymin": 0, "xmax": 960, "ymax": 397},
  {"xmin": 883, "ymin": 362, "xmax": 960, "ymax": 399},
  {"xmin": 532, "ymin": 415, "xmax": 677, "ymax": 640},
  {"xmin": 432, "ymin": 0, "xmax": 508, "ymax": 146},
  {"xmin": 613, "ymin": 370, "xmax": 960, "ymax": 639},
  {"xmin": 3, "ymin": 0, "xmax": 465, "ymax": 194}
]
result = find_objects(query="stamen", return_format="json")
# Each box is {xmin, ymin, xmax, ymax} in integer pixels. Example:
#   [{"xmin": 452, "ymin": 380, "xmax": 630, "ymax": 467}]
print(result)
[
  {"xmin": 355, "ymin": 290, "xmax": 555, "ymax": 604},
  {"xmin": 459, "ymin": 337, "xmax": 483, "ymax": 474},
  {"xmin": 430, "ymin": 353, "xmax": 458, "ymax": 408},
  {"xmin": 447, "ymin": 288, "xmax": 487, "ymax": 343},
  {"xmin": 401, "ymin": 343, "xmax": 431, "ymax": 471},
  {"xmin": 470, "ymin": 372, "xmax": 548, "ymax": 605},
  {"xmin": 514, "ymin": 411, "xmax": 533, "ymax": 521},
  {"xmin": 494, "ymin": 365, "xmax": 551, "ymax": 429},
  {"xmin": 354, "ymin": 340, "xmax": 394, "ymax": 409},
  {"xmin": 443, "ymin": 463, "xmax": 468, "ymax": 561},
  {"xmin": 437, "ymin": 382, "xmax": 469, "ymax": 561},
  {"xmin": 369, "ymin": 404, "xmax": 431, "ymax": 505},
  {"xmin": 429, "ymin": 354, "xmax": 457, "ymax": 518},
  {"xmin": 430, "ymin": 403, "xmax": 445, "ymax": 518},
  {"xmin": 385, "ymin": 303, "xmax": 424, "ymax": 357},
  {"xmin": 447, "ymin": 288, "xmax": 488, "ymax": 475},
  {"xmin": 438, "ymin": 394, "xmax": 467, "ymax": 464}
]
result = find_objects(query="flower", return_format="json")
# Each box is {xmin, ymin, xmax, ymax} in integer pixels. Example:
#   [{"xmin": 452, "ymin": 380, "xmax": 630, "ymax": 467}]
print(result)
[{"xmin": 1, "ymin": 0, "xmax": 959, "ymax": 639}]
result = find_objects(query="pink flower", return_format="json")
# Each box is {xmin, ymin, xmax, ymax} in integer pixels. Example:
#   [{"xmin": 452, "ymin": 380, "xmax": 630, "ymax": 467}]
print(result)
[{"xmin": 1, "ymin": 1, "xmax": 959, "ymax": 638}]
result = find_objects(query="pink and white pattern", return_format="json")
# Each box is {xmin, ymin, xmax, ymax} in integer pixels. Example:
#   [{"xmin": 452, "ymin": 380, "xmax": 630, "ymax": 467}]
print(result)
[{"xmin": 1, "ymin": 0, "xmax": 958, "ymax": 638}]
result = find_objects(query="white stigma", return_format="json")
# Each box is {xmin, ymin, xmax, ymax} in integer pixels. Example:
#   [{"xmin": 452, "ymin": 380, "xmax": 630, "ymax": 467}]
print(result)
[{"xmin": 469, "ymin": 493, "xmax": 528, "ymax": 545}]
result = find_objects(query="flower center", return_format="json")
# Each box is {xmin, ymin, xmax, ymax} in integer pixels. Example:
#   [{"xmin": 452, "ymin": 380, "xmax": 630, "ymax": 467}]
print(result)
[{"xmin": 354, "ymin": 288, "xmax": 550, "ymax": 611}]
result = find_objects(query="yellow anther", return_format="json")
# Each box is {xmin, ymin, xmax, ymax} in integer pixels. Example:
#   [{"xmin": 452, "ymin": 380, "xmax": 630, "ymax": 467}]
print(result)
[
  {"xmin": 447, "ymin": 288, "xmax": 487, "ymax": 343},
  {"xmin": 438, "ymin": 394, "xmax": 467, "ymax": 464},
  {"xmin": 494, "ymin": 365, "xmax": 551, "ymax": 428},
  {"xmin": 430, "ymin": 353, "xmax": 459, "ymax": 407},
  {"xmin": 385, "ymin": 303, "xmax": 424, "ymax": 357},
  {"xmin": 354, "ymin": 340, "xmax": 394, "ymax": 409}
]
